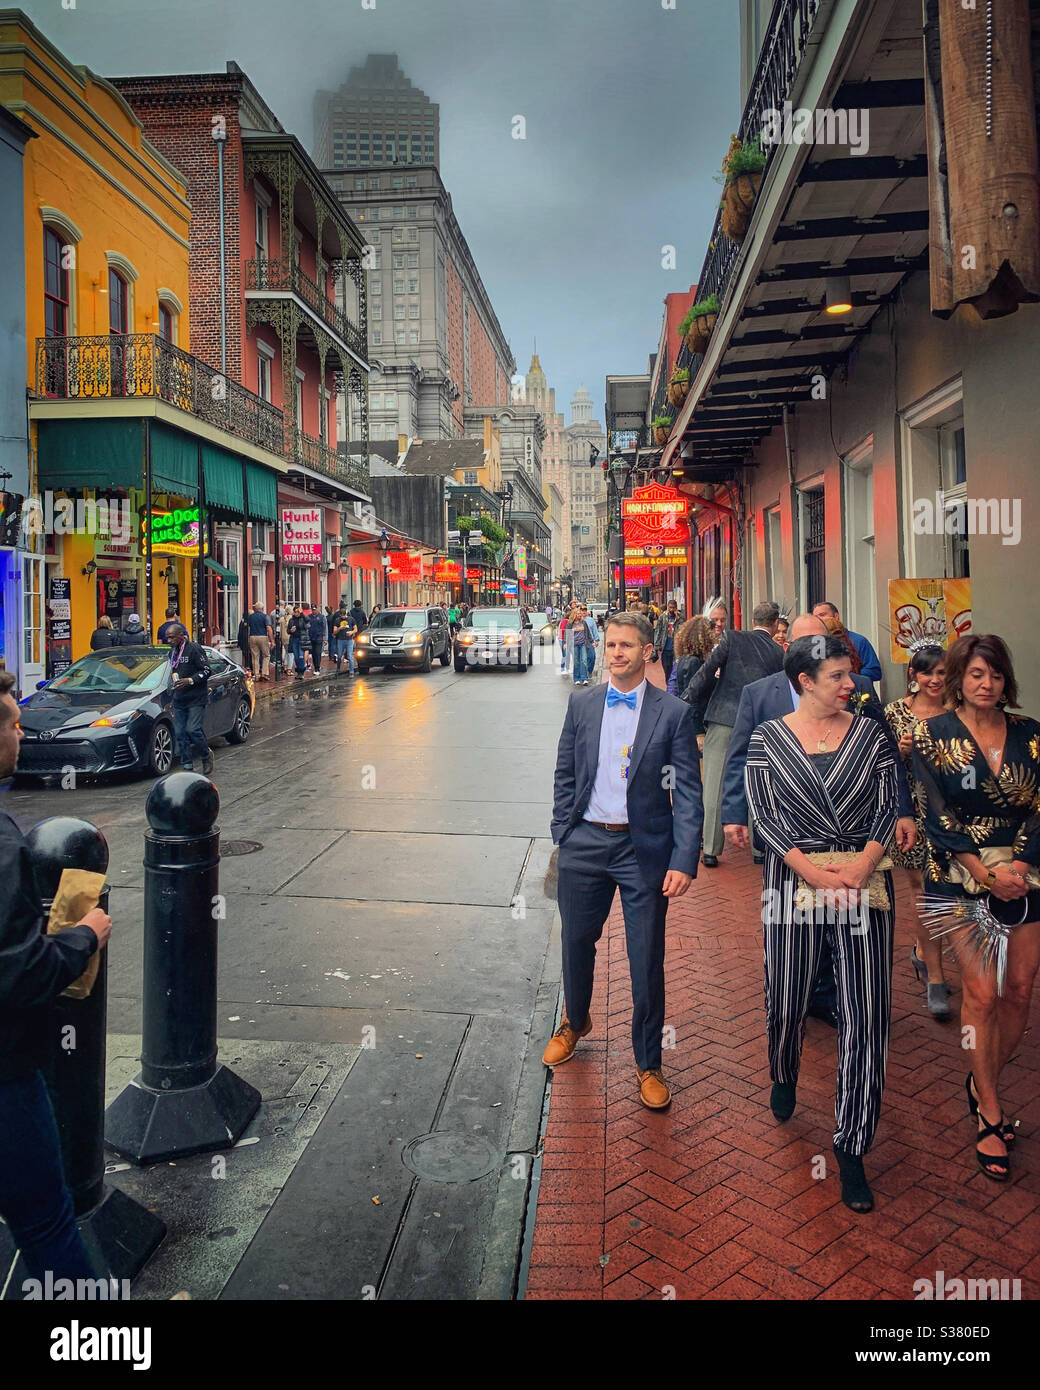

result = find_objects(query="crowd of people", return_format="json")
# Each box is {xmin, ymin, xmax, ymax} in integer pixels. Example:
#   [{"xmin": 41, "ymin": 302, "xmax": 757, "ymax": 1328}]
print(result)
[{"xmin": 546, "ymin": 596, "xmax": 1040, "ymax": 1213}]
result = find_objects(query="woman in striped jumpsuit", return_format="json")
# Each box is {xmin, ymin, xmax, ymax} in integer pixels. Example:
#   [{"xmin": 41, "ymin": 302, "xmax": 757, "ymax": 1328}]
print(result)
[{"xmin": 745, "ymin": 634, "xmax": 899, "ymax": 1213}]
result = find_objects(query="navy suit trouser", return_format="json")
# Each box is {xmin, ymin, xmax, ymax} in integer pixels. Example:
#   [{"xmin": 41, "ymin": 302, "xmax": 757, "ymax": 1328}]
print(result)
[{"xmin": 556, "ymin": 820, "xmax": 669, "ymax": 1070}]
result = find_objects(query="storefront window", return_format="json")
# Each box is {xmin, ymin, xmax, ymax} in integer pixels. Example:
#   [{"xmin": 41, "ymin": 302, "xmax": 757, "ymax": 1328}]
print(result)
[
  {"xmin": 216, "ymin": 535, "xmax": 240, "ymax": 642},
  {"xmin": 283, "ymin": 566, "xmax": 311, "ymax": 605},
  {"xmin": 23, "ymin": 555, "xmax": 43, "ymax": 669}
]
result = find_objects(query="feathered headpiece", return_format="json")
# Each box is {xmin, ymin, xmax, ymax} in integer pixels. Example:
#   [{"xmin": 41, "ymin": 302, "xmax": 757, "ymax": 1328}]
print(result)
[
  {"xmin": 777, "ymin": 598, "xmax": 793, "ymax": 623},
  {"xmin": 700, "ymin": 594, "xmax": 723, "ymax": 620}
]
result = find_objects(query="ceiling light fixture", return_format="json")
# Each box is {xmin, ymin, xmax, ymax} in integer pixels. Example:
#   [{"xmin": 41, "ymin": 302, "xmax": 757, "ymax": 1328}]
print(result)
[{"xmin": 824, "ymin": 274, "xmax": 852, "ymax": 315}]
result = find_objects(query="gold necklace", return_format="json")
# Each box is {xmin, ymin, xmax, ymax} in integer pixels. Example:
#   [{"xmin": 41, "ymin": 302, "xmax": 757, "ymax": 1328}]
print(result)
[
  {"xmin": 960, "ymin": 709, "xmax": 1004, "ymax": 767},
  {"xmin": 798, "ymin": 711, "xmax": 839, "ymax": 753}
]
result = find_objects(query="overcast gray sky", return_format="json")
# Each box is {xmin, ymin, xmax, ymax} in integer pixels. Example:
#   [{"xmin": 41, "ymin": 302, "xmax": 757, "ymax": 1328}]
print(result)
[{"xmin": 24, "ymin": 0, "xmax": 739, "ymax": 423}]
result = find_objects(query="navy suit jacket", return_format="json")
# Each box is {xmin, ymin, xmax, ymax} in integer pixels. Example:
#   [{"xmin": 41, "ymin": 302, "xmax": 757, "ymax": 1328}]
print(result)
[
  {"xmin": 552, "ymin": 682, "xmax": 703, "ymax": 891},
  {"xmin": 720, "ymin": 669, "xmax": 914, "ymax": 831}
]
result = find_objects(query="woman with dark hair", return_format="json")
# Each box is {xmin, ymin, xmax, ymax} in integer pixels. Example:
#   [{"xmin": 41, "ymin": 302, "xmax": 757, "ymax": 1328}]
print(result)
[
  {"xmin": 912, "ymin": 634, "xmax": 1040, "ymax": 1183},
  {"xmin": 885, "ymin": 644, "xmax": 950, "ymax": 1018},
  {"xmin": 745, "ymin": 634, "xmax": 898, "ymax": 1213},
  {"xmin": 666, "ymin": 615, "xmax": 719, "ymax": 751}
]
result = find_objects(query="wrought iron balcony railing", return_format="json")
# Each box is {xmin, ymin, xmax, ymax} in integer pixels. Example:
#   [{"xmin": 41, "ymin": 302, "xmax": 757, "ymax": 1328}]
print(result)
[
  {"xmin": 672, "ymin": 0, "xmax": 824, "ymax": 388},
  {"xmin": 36, "ymin": 333, "xmax": 285, "ymax": 455},
  {"xmin": 292, "ymin": 432, "xmax": 369, "ymax": 494},
  {"xmin": 246, "ymin": 256, "xmax": 367, "ymax": 359}
]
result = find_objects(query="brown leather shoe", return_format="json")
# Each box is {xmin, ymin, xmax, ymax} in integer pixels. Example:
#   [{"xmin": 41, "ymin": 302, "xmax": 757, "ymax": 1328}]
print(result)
[
  {"xmin": 542, "ymin": 1016, "xmax": 592, "ymax": 1066},
  {"xmin": 637, "ymin": 1068, "xmax": 671, "ymax": 1109}
]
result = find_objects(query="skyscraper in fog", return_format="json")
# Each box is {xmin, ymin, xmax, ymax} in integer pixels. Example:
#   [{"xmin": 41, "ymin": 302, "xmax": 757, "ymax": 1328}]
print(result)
[{"xmin": 314, "ymin": 54, "xmax": 439, "ymax": 170}]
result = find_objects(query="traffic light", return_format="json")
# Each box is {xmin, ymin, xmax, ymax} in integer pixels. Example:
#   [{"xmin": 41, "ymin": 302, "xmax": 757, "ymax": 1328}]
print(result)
[{"xmin": 0, "ymin": 493, "xmax": 24, "ymax": 548}]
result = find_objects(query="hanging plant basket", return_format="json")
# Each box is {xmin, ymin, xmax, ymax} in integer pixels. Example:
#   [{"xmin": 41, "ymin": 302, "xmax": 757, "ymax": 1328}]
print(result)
[
  {"xmin": 685, "ymin": 312, "xmax": 716, "ymax": 355},
  {"xmin": 669, "ymin": 378, "xmax": 689, "ymax": 407},
  {"xmin": 720, "ymin": 171, "xmax": 763, "ymax": 244},
  {"xmin": 653, "ymin": 425, "xmax": 670, "ymax": 446}
]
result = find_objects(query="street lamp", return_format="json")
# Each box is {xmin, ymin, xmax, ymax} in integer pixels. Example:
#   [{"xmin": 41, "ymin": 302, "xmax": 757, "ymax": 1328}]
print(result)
[
  {"xmin": 607, "ymin": 455, "xmax": 633, "ymax": 609},
  {"xmin": 378, "ymin": 528, "xmax": 391, "ymax": 606}
]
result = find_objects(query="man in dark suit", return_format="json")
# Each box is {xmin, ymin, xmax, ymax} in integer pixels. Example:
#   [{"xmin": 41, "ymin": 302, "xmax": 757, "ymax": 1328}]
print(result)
[
  {"xmin": 720, "ymin": 612, "xmax": 917, "ymax": 1023},
  {"xmin": 545, "ymin": 612, "xmax": 703, "ymax": 1109},
  {"xmin": 682, "ymin": 600, "xmax": 785, "ymax": 867}
]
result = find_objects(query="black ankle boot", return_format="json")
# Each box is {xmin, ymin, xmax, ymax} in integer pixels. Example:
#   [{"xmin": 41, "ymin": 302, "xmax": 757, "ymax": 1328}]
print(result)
[
  {"xmin": 770, "ymin": 1082, "xmax": 796, "ymax": 1121},
  {"xmin": 833, "ymin": 1145, "xmax": 874, "ymax": 1212}
]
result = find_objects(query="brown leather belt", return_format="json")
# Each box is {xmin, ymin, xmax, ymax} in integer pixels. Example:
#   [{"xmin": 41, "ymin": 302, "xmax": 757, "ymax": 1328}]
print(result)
[{"xmin": 587, "ymin": 821, "xmax": 630, "ymax": 833}]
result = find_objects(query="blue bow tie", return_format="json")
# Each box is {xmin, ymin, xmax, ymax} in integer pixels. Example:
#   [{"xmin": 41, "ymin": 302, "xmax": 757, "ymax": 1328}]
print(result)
[{"xmin": 606, "ymin": 687, "xmax": 637, "ymax": 711}]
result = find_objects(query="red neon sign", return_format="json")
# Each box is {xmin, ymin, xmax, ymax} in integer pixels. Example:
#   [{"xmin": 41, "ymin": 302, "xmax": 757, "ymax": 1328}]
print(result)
[{"xmin": 621, "ymin": 482, "xmax": 691, "ymax": 547}]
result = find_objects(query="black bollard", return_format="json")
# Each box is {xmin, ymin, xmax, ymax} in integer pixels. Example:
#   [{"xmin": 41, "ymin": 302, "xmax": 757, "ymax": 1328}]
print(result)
[
  {"xmin": 0, "ymin": 817, "xmax": 165, "ymax": 1296},
  {"xmin": 105, "ymin": 773, "xmax": 260, "ymax": 1164}
]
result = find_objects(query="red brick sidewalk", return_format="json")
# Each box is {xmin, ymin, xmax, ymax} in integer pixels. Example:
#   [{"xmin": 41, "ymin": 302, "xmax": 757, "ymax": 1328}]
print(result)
[{"xmin": 526, "ymin": 856, "xmax": 1040, "ymax": 1300}]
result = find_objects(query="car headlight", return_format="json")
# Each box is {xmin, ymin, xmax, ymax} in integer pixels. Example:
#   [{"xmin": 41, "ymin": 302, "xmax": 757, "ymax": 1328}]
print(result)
[
  {"xmin": 404, "ymin": 631, "xmax": 422, "ymax": 642},
  {"xmin": 358, "ymin": 634, "xmax": 370, "ymax": 644},
  {"xmin": 460, "ymin": 633, "xmax": 476, "ymax": 644},
  {"xmin": 91, "ymin": 710, "xmax": 141, "ymax": 728},
  {"xmin": 503, "ymin": 634, "xmax": 516, "ymax": 644}
]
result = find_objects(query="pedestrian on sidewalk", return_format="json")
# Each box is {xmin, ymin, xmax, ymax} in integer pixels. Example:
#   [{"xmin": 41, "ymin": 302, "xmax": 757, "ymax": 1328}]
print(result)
[
  {"xmin": 912, "ymin": 633, "xmax": 1040, "ymax": 1186},
  {"xmin": 246, "ymin": 601, "xmax": 273, "ymax": 681},
  {"xmin": 0, "ymin": 669, "xmax": 112, "ymax": 1286},
  {"xmin": 157, "ymin": 606, "xmax": 180, "ymax": 645},
  {"xmin": 89, "ymin": 615, "xmax": 119, "ymax": 650},
  {"xmin": 744, "ymin": 633, "xmax": 898, "ymax": 1214},
  {"xmin": 306, "ymin": 604, "xmax": 325, "ymax": 675},
  {"xmin": 883, "ymin": 642, "xmax": 951, "ymax": 1019},
  {"xmin": 272, "ymin": 604, "xmax": 289, "ymax": 677},
  {"xmin": 287, "ymin": 606, "xmax": 308, "ymax": 680},
  {"xmin": 168, "ymin": 624, "xmax": 213, "ymax": 775},
  {"xmin": 330, "ymin": 604, "xmax": 348, "ymax": 669},
  {"xmin": 721, "ymin": 612, "xmax": 916, "ymax": 1028},
  {"xmin": 544, "ymin": 612, "xmax": 703, "ymax": 1110},
  {"xmin": 570, "ymin": 606, "xmax": 598, "ymax": 686},
  {"xmin": 558, "ymin": 608, "xmax": 570, "ymax": 674},
  {"xmin": 653, "ymin": 600, "xmax": 682, "ymax": 683},
  {"xmin": 349, "ymin": 598, "xmax": 368, "ymax": 638},
  {"xmin": 682, "ymin": 599, "xmax": 785, "ymax": 868},
  {"xmin": 120, "ymin": 612, "xmax": 148, "ymax": 645}
]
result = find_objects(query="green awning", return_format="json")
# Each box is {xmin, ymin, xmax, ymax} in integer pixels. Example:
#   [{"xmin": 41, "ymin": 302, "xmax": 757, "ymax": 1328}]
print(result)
[
  {"xmin": 245, "ymin": 463, "xmax": 277, "ymax": 522},
  {"xmin": 36, "ymin": 419, "xmax": 143, "ymax": 491},
  {"xmin": 151, "ymin": 422, "xmax": 197, "ymax": 497},
  {"xmin": 202, "ymin": 445, "xmax": 244, "ymax": 515},
  {"xmin": 204, "ymin": 557, "xmax": 238, "ymax": 583}
]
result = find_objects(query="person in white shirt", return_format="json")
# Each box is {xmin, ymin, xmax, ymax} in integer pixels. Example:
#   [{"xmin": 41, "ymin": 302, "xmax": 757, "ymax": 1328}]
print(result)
[{"xmin": 545, "ymin": 613, "xmax": 703, "ymax": 1109}]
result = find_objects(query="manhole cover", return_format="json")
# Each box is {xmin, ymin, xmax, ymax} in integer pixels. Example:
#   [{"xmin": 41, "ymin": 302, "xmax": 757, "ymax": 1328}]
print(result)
[
  {"xmin": 401, "ymin": 1132, "xmax": 498, "ymax": 1183},
  {"xmin": 222, "ymin": 840, "xmax": 263, "ymax": 856}
]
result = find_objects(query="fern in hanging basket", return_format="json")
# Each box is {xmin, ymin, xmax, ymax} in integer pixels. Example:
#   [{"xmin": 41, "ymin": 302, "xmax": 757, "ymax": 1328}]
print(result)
[
  {"xmin": 717, "ymin": 133, "xmax": 766, "ymax": 245},
  {"xmin": 670, "ymin": 366, "xmax": 690, "ymax": 384},
  {"xmin": 652, "ymin": 413, "xmax": 672, "ymax": 445},
  {"xmin": 681, "ymin": 293, "xmax": 720, "ymax": 355}
]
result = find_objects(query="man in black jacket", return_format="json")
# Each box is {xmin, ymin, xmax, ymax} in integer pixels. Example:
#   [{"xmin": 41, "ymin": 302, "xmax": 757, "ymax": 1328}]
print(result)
[
  {"xmin": 0, "ymin": 669, "xmax": 112, "ymax": 1282},
  {"xmin": 306, "ymin": 605, "xmax": 325, "ymax": 675},
  {"xmin": 168, "ymin": 624, "xmax": 213, "ymax": 774},
  {"xmin": 120, "ymin": 611, "xmax": 148, "ymax": 645},
  {"xmin": 682, "ymin": 599, "xmax": 785, "ymax": 867}
]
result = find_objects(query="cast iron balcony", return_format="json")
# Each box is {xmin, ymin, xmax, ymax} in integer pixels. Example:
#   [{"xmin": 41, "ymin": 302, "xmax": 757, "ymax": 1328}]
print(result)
[
  {"xmin": 246, "ymin": 256, "xmax": 367, "ymax": 359},
  {"xmin": 35, "ymin": 334, "xmax": 285, "ymax": 455},
  {"xmin": 291, "ymin": 431, "xmax": 369, "ymax": 495}
]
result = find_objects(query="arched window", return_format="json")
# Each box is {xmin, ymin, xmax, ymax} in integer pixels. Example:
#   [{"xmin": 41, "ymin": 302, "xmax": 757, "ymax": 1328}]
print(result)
[
  {"xmin": 43, "ymin": 227, "xmax": 70, "ymax": 337},
  {"xmin": 108, "ymin": 268, "xmax": 129, "ymax": 334},
  {"xmin": 158, "ymin": 304, "xmax": 173, "ymax": 342},
  {"xmin": 156, "ymin": 289, "xmax": 183, "ymax": 347}
]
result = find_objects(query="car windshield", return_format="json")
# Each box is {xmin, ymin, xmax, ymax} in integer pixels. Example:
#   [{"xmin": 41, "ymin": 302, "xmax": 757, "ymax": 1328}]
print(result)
[
  {"xmin": 467, "ymin": 610, "xmax": 520, "ymax": 630},
  {"xmin": 530, "ymin": 613, "xmax": 552, "ymax": 626},
  {"xmin": 369, "ymin": 611, "xmax": 424, "ymax": 630},
  {"xmin": 47, "ymin": 651, "xmax": 170, "ymax": 694}
]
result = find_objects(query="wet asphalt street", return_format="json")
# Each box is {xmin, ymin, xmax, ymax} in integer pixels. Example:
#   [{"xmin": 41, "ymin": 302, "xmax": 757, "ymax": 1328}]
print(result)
[{"xmin": 7, "ymin": 644, "xmax": 569, "ymax": 1299}]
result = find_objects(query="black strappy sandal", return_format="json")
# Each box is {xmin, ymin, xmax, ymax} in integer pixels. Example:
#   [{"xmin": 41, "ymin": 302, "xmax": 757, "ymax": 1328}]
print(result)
[
  {"xmin": 976, "ymin": 1113, "xmax": 1011, "ymax": 1183},
  {"xmin": 966, "ymin": 1073, "xmax": 1016, "ymax": 1147}
]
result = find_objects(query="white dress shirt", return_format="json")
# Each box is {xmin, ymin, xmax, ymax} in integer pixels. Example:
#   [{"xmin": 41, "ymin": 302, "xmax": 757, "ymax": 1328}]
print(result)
[{"xmin": 583, "ymin": 680, "xmax": 647, "ymax": 825}]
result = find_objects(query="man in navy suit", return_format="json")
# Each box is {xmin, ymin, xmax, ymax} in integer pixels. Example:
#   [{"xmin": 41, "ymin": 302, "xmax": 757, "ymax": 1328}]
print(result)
[
  {"xmin": 545, "ymin": 613, "xmax": 703, "ymax": 1110},
  {"xmin": 720, "ymin": 612, "xmax": 916, "ymax": 1022}
]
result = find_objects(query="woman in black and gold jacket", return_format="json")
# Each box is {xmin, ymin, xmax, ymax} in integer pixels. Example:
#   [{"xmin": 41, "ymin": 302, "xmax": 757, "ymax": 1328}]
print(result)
[{"xmin": 912, "ymin": 634, "xmax": 1040, "ymax": 1184}]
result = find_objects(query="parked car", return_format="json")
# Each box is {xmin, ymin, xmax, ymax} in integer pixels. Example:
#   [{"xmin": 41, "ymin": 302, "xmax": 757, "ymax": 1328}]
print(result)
[
  {"xmin": 453, "ymin": 607, "xmax": 533, "ymax": 672},
  {"xmin": 17, "ymin": 646, "xmax": 254, "ymax": 779},
  {"xmin": 526, "ymin": 610, "xmax": 556, "ymax": 644},
  {"xmin": 354, "ymin": 606, "xmax": 452, "ymax": 673}
]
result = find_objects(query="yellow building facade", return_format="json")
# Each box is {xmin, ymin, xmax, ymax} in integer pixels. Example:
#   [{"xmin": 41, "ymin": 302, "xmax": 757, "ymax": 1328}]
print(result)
[{"xmin": 1, "ymin": 8, "xmax": 192, "ymax": 668}]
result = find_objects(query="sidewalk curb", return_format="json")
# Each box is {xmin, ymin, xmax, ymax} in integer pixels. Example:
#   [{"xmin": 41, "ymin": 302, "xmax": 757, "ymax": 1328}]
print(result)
[
  {"xmin": 250, "ymin": 666, "xmax": 354, "ymax": 701},
  {"xmin": 476, "ymin": 900, "xmax": 562, "ymax": 1301}
]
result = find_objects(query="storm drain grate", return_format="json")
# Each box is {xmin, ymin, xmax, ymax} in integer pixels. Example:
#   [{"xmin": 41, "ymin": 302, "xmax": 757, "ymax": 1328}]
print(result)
[{"xmin": 221, "ymin": 840, "xmax": 264, "ymax": 857}]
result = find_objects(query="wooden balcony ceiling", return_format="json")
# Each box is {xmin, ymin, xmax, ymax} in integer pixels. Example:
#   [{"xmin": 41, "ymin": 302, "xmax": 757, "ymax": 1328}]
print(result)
[{"xmin": 688, "ymin": 3, "xmax": 928, "ymax": 445}]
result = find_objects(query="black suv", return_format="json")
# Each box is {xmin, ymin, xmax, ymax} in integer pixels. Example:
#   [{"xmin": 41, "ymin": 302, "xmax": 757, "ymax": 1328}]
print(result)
[{"xmin": 355, "ymin": 607, "xmax": 452, "ymax": 673}]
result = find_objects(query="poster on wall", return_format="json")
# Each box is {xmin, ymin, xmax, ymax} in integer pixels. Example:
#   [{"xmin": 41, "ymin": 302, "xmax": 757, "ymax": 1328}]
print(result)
[
  {"xmin": 282, "ymin": 507, "xmax": 322, "ymax": 562},
  {"xmin": 887, "ymin": 577, "xmax": 972, "ymax": 662},
  {"xmin": 46, "ymin": 576, "xmax": 73, "ymax": 678},
  {"xmin": 119, "ymin": 578, "xmax": 138, "ymax": 620}
]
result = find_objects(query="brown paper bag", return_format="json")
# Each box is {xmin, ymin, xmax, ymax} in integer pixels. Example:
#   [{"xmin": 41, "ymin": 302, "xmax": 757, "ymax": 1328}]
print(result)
[{"xmin": 46, "ymin": 868, "xmax": 107, "ymax": 999}]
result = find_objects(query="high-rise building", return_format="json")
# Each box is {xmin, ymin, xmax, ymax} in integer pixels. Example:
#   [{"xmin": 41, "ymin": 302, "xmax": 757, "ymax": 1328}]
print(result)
[
  {"xmin": 565, "ymin": 388, "xmax": 606, "ymax": 595},
  {"xmin": 317, "ymin": 60, "xmax": 513, "ymax": 442},
  {"xmin": 524, "ymin": 352, "xmax": 567, "ymax": 571},
  {"xmin": 314, "ymin": 55, "xmax": 439, "ymax": 171}
]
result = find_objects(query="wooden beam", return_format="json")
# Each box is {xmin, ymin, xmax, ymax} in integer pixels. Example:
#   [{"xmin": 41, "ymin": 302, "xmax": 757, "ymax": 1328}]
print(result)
[
  {"xmin": 759, "ymin": 252, "xmax": 928, "ymax": 283},
  {"xmin": 831, "ymin": 79, "xmax": 925, "ymax": 109},
  {"xmin": 800, "ymin": 155, "xmax": 928, "ymax": 182},
  {"xmin": 774, "ymin": 210, "xmax": 929, "ymax": 241},
  {"xmin": 716, "ymin": 352, "xmax": 844, "ymax": 374}
]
